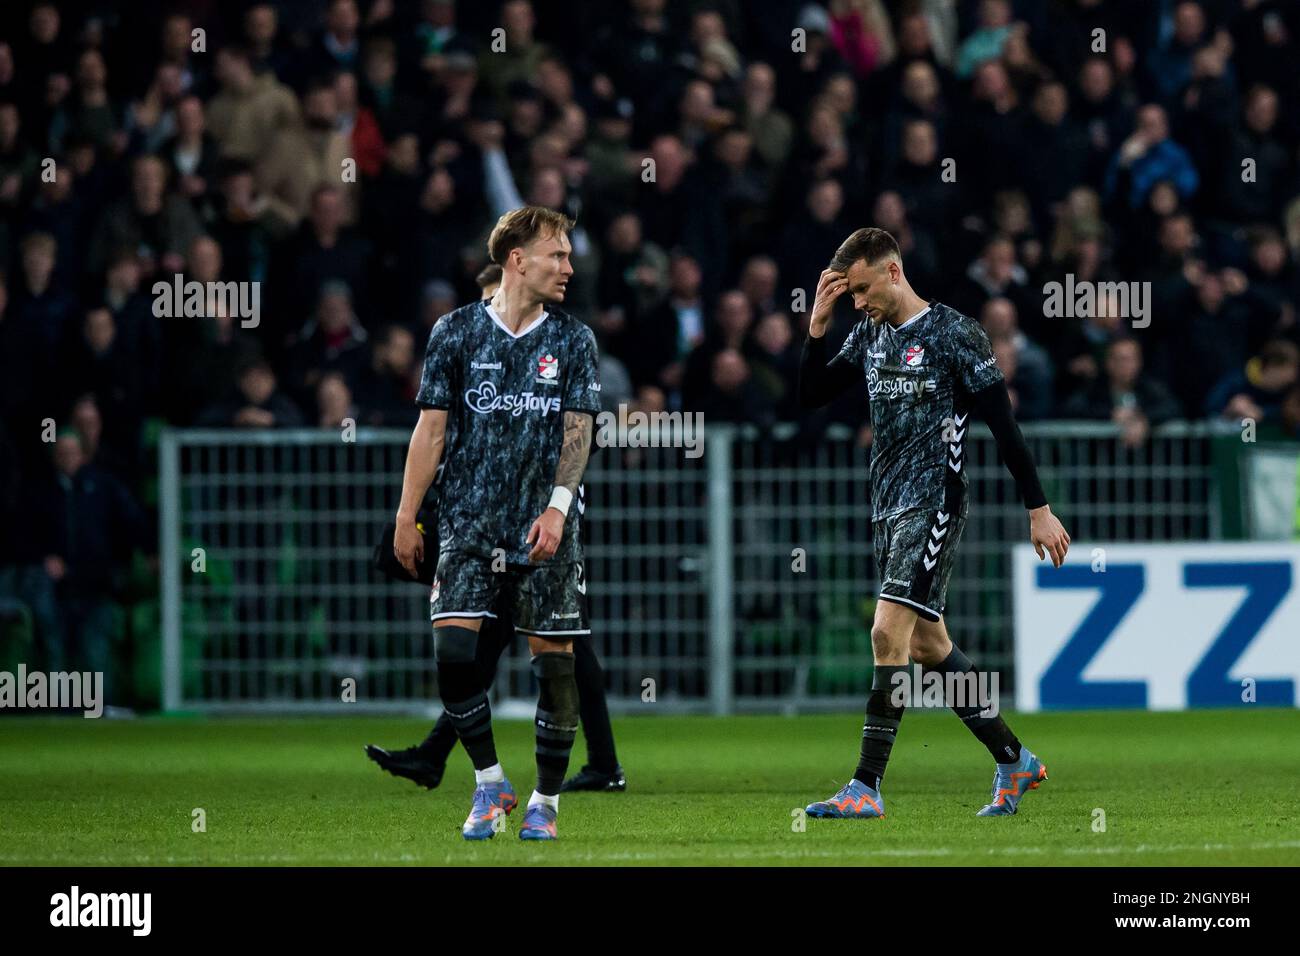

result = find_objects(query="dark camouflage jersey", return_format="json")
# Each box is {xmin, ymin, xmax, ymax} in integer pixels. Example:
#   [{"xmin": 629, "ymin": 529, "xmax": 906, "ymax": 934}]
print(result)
[
  {"xmin": 416, "ymin": 300, "xmax": 602, "ymax": 564},
  {"xmin": 837, "ymin": 301, "xmax": 1003, "ymax": 519}
]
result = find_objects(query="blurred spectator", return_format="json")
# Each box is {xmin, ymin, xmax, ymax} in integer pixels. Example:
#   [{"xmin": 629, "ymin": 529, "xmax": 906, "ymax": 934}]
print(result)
[
  {"xmin": 738, "ymin": 255, "xmax": 779, "ymax": 317},
  {"xmin": 979, "ymin": 297, "xmax": 1053, "ymax": 419},
  {"xmin": 315, "ymin": 370, "xmax": 357, "ymax": 429},
  {"xmin": 269, "ymin": 183, "xmax": 371, "ymax": 348},
  {"xmin": 750, "ymin": 310, "xmax": 799, "ymax": 419},
  {"xmin": 828, "ymin": 0, "xmax": 896, "ymax": 78},
  {"xmin": 692, "ymin": 347, "xmax": 775, "ymax": 427},
  {"xmin": 740, "ymin": 62, "xmax": 793, "ymax": 175},
  {"xmin": 254, "ymin": 75, "xmax": 355, "ymax": 234},
  {"xmin": 626, "ymin": 251, "xmax": 706, "ymax": 398},
  {"xmin": 778, "ymin": 177, "xmax": 849, "ymax": 294},
  {"xmin": 30, "ymin": 429, "xmax": 144, "ymax": 698},
  {"xmin": 354, "ymin": 325, "xmax": 418, "ymax": 428},
  {"xmin": 683, "ymin": 288, "xmax": 754, "ymax": 409},
  {"xmin": 207, "ymin": 45, "xmax": 300, "ymax": 164},
  {"xmin": 951, "ymin": 235, "xmax": 1031, "ymax": 323},
  {"xmin": 287, "ymin": 280, "xmax": 369, "ymax": 406},
  {"xmin": 956, "ymin": 0, "xmax": 1016, "ymax": 78},
  {"xmin": 87, "ymin": 154, "xmax": 202, "ymax": 276},
  {"xmin": 197, "ymin": 357, "xmax": 303, "ymax": 428},
  {"xmin": 1104, "ymin": 103, "xmax": 1199, "ymax": 213},
  {"xmin": 1204, "ymin": 339, "xmax": 1300, "ymax": 426},
  {"xmin": 160, "ymin": 95, "xmax": 219, "ymax": 211},
  {"xmin": 1063, "ymin": 337, "xmax": 1181, "ymax": 446},
  {"xmin": 299, "ymin": 0, "xmax": 363, "ymax": 82}
]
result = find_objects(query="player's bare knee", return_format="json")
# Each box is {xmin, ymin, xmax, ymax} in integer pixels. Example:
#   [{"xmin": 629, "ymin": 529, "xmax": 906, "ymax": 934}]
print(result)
[
  {"xmin": 870, "ymin": 621, "xmax": 909, "ymax": 662},
  {"xmin": 909, "ymin": 633, "xmax": 941, "ymax": 666}
]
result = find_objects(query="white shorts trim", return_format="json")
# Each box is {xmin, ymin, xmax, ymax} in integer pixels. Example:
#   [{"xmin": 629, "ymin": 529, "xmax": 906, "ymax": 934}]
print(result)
[
  {"xmin": 515, "ymin": 627, "xmax": 591, "ymax": 637},
  {"xmin": 431, "ymin": 610, "xmax": 499, "ymax": 621},
  {"xmin": 876, "ymin": 593, "xmax": 940, "ymax": 621}
]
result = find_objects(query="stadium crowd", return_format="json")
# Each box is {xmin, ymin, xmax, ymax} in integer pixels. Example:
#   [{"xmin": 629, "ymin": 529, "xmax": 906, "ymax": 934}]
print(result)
[{"xmin": 2, "ymin": 0, "xmax": 1300, "ymax": 698}]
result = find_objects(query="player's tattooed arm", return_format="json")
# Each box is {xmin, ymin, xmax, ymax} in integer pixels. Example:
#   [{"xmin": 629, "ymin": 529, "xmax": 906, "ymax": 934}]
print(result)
[
  {"xmin": 554, "ymin": 410, "xmax": 593, "ymax": 494},
  {"xmin": 528, "ymin": 411, "xmax": 592, "ymax": 562}
]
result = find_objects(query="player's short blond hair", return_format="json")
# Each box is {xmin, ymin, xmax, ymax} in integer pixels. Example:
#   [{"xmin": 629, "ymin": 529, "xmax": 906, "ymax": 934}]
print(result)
[{"xmin": 487, "ymin": 206, "xmax": 575, "ymax": 266}]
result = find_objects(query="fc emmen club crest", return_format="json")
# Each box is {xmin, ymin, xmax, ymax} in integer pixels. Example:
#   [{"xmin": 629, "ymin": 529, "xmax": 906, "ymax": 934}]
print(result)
[
  {"xmin": 538, "ymin": 354, "xmax": 559, "ymax": 380},
  {"xmin": 904, "ymin": 345, "xmax": 925, "ymax": 367}
]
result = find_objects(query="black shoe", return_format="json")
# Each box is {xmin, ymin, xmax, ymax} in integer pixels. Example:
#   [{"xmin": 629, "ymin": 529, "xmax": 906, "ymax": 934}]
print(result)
[
  {"xmin": 364, "ymin": 744, "xmax": 446, "ymax": 790},
  {"xmin": 560, "ymin": 764, "xmax": 626, "ymax": 793}
]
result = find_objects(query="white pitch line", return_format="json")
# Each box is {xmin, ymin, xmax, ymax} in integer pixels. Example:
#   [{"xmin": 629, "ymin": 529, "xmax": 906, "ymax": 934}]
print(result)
[{"xmin": 2, "ymin": 840, "xmax": 1298, "ymax": 866}]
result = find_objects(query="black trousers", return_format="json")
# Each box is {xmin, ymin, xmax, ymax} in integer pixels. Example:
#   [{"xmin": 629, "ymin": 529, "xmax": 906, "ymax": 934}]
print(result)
[{"xmin": 425, "ymin": 612, "xmax": 620, "ymax": 772}]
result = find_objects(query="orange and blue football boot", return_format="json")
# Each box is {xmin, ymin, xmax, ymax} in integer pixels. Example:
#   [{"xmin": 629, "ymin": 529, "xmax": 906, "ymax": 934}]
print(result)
[
  {"xmin": 977, "ymin": 748, "xmax": 1048, "ymax": 816},
  {"xmin": 462, "ymin": 777, "xmax": 517, "ymax": 840},
  {"xmin": 518, "ymin": 802, "xmax": 558, "ymax": 840},
  {"xmin": 805, "ymin": 779, "xmax": 886, "ymax": 818}
]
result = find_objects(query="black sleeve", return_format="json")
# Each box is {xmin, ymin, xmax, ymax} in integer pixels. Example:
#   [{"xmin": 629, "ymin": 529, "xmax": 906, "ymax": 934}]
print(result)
[
  {"xmin": 797, "ymin": 334, "xmax": 865, "ymax": 409},
  {"xmin": 969, "ymin": 381, "xmax": 1048, "ymax": 510}
]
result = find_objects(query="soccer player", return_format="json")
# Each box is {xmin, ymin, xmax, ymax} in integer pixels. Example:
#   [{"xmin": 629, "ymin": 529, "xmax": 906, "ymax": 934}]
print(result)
[
  {"xmin": 393, "ymin": 206, "xmax": 601, "ymax": 840},
  {"xmin": 366, "ymin": 264, "xmax": 626, "ymax": 795},
  {"xmin": 364, "ymin": 487, "xmax": 626, "ymax": 793},
  {"xmin": 797, "ymin": 228, "xmax": 1070, "ymax": 818}
]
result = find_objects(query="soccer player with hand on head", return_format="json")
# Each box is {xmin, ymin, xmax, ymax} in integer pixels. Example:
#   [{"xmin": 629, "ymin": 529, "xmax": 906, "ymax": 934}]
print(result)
[{"xmin": 797, "ymin": 228, "xmax": 1070, "ymax": 819}]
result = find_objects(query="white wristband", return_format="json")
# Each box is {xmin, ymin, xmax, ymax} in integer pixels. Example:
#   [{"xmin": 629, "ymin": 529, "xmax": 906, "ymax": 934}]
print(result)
[{"xmin": 548, "ymin": 486, "xmax": 573, "ymax": 516}]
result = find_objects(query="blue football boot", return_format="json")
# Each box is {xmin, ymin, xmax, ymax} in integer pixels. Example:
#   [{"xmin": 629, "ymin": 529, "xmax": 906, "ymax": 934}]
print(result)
[
  {"xmin": 977, "ymin": 749, "xmax": 1048, "ymax": 816},
  {"xmin": 805, "ymin": 779, "xmax": 886, "ymax": 818},
  {"xmin": 461, "ymin": 777, "xmax": 518, "ymax": 840}
]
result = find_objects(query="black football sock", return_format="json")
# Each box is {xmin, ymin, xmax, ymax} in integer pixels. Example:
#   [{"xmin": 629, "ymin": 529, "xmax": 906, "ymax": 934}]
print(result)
[
  {"xmin": 422, "ymin": 614, "xmax": 514, "ymax": 764},
  {"xmin": 418, "ymin": 714, "xmax": 458, "ymax": 764},
  {"xmin": 437, "ymin": 660, "xmax": 498, "ymax": 771},
  {"xmin": 532, "ymin": 652, "xmax": 579, "ymax": 796},
  {"xmin": 930, "ymin": 645, "xmax": 1021, "ymax": 764},
  {"xmin": 853, "ymin": 663, "xmax": 909, "ymax": 791},
  {"xmin": 574, "ymin": 636, "xmax": 619, "ymax": 772}
]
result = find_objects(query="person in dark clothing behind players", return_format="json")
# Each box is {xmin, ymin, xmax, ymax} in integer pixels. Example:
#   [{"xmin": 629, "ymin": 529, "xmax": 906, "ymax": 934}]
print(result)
[{"xmin": 365, "ymin": 265, "xmax": 625, "ymax": 794}]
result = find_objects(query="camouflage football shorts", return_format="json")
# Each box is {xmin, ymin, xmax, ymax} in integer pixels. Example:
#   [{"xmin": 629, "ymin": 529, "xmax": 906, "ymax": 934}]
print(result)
[
  {"xmin": 429, "ymin": 550, "xmax": 590, "ymax": 638},
  {"xmin": 872, "ymin": 499, "xmax": 969, "ymax": 622}
]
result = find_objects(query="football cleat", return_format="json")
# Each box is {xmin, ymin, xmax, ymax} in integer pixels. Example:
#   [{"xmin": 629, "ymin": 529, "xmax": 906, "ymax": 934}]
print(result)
[
  {"xmin": 560, "ymin": 764, "xmax": 627, "ymax": 793},
  {"xmin": 805, "ymin": 779, "xmax": 886, "ymax": 818},
  {"xmin": 977, "ymin": 748, "xmax": 1048, "ymax": 816},
  {"xmin": 364, "ymin": 744, "xmax": 445, "ymax": 790},
  {"xmin": 462, "ymin": 778, "xmax": 518, "ymax": 840},
  {"xmin": 518, "ymin": 802, "xmax": 559, "ymax": 841}
]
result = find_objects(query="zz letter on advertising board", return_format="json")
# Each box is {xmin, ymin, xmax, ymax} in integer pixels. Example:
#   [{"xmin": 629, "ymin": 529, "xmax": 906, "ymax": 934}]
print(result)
[{"xmin": 1014, "ymin": 543, "xmax": 1300, "ymax": 711}]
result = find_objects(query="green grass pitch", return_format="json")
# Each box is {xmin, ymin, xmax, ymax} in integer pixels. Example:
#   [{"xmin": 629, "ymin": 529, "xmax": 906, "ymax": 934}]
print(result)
[{"xmin": 3, "ymin": 709, "xmax": 1298, "ymax": 866}]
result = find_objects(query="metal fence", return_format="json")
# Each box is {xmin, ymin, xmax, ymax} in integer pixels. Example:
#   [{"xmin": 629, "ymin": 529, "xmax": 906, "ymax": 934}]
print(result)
[{"xmin": 160, "ymin": 422, "xmax": 1231, "ymax": 713}]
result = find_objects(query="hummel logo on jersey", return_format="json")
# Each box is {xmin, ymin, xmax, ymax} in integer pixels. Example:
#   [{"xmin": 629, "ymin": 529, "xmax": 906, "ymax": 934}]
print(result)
[
  {"xmin": 471, "ymin": 361, "xmax": 502, "ymax": 370},
  {"xmin": 904, "ymin": 345, "xmax": 925, "ymax": 367},
  {"xmin": 465, "ymin": 380, "xmax": 561, "ymax": 416}
]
